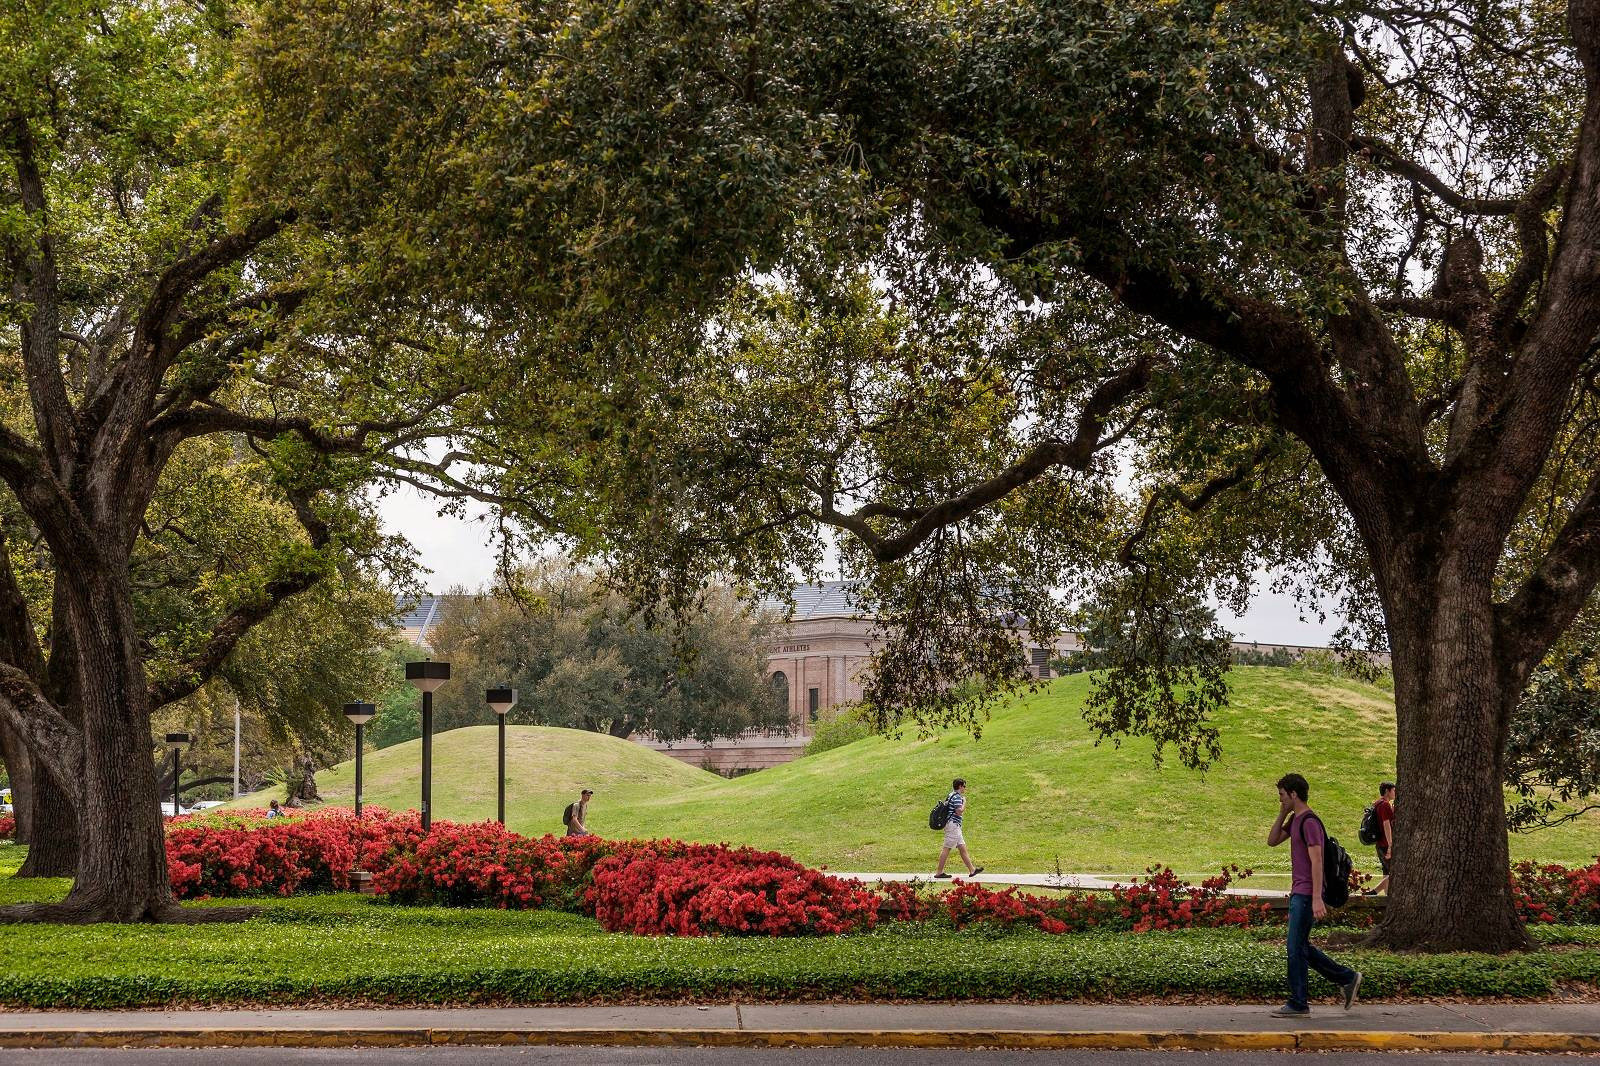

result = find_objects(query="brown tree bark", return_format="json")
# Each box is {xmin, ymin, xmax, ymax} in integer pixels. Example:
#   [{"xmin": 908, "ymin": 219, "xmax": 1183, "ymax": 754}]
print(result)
[
  {"xmin": 0, "ymin": 715, "xmax": 33, "ymax": 845},
  {"xmin": 4, "ymin": 574, "xmax": 178, "ymax": 921},
  {"xmin": 1371, "ymin": 548, "xmax": 1530, "ymax": 951},
  {"xmin": 14, "ymin": 765, "xmax": 76, "ymax": 878}
]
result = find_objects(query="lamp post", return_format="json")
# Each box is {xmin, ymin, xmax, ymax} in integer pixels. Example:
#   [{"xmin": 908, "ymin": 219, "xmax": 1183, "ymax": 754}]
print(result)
[
  {"xmin": 404, "ymin": 659, "xmax": 450, "ymax": 830},
  {"xmin": 164, "ymin": 732, "xmax": 191, "ymax": 816},
  {"xmin": 485, "ymin": 686, "xmax": 518, "ymax": 825},
  {"xmin": 343, "ymin": 702, "xmax": 376, "ymax": 817}
]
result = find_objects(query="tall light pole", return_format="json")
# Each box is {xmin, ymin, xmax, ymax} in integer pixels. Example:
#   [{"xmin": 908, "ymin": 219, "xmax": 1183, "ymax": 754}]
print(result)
[
  {"xmin": 343, "ymin": 702, "xmax": 376, "ymax": 817},
  {"xmin": 164, "ymin": 732, "xmax": 191, "ymax": 817},
  {"xmin": 405, "ymin": 660, "xmax": 450, "ymax": 831},
  {"xmin": 486, "ymin": 686, "xmax": 518, "ymax": 825}
]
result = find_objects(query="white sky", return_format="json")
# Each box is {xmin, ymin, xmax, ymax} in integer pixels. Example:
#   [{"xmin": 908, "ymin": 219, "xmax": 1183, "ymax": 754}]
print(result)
[{"xmin": 376, "ymin": 486, "xmax": 1344, "ymax": 647}]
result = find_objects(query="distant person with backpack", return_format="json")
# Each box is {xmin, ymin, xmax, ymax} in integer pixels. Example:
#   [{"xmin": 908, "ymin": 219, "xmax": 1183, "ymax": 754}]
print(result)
[
  {"xmin": 1267, "ymin": 772, "xmax": 1361, "ymax": 1017},
  {"xmin": 1365, "ymin": 782, "xmax": 1395, "ymax": 895},
  {"xmin": 932, "ymin": 778, "xmax": 983, "ymax": 880},
  {"xmin": 563, "ymin": 789, "xmax": 593, "ymax": 837}
]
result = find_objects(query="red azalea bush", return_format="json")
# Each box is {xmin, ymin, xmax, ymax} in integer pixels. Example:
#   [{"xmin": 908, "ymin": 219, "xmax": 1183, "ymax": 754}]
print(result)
[
  {"xmin": 935, "ymin": 865, "xmax": 1268, "ymax": 935},
  {"xmin": 0, "ymin": 814, "xmax": 14, "ymax": 841},
  {"xmin": 167, "ymin": 806, "xmax": 421, "ymax": 899},
  {"xmin": 1512, "ymin": 857, "xmax": 1600, "ymax": 924},
  {"xmin": 373, "ymin": 821, "xmax": 619, "ymax": 909},
  {"xmin": 588, "ymin": 842, "xmax": 881, "ymax": 936}
]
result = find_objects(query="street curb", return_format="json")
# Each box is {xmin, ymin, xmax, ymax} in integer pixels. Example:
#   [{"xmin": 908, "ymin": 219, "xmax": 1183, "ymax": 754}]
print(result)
[{"xmin": 0, "ymin": 1027, "xmax": 1596, "ymax": 1052}]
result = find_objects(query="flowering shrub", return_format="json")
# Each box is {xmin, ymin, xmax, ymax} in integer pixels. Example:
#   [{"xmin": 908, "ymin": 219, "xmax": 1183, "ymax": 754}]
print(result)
[
  {"xmin": 0, "ymin": 814, "xmax": 14, "ymax": 841},
  {"xmin": 166, "ymin": 806, "xmax": 420, "ymax": 899},
  {"xmin": 588, "ymin": 843, "xmax": 881, "ymax": 936},
  {"xmin": 934, "ymin": 865, "xmax": 1268, "ymax": 935},
  {"xmin": 1512, "ymin": 857, "xmax": 1600, "ymax": 924},
  {"xmin": 374, "ymin": 822, "xmax": 613, "ymax": 909}
]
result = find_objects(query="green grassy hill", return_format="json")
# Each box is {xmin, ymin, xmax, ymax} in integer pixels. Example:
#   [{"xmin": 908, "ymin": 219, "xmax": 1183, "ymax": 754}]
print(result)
[{"xmin": 267, "ymin": 667, "xmax": 1600, "ymax": 880}]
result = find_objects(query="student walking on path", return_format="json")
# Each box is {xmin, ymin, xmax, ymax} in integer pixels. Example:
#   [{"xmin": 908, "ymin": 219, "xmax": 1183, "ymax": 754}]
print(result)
[
  {"xmin": 1267, "ymin": 772, "xmax": 1361, "ymax": 1017},
  {"xmin": 934, "ymin": 778, "xmax": 983, "ymax": 880},
  {"xmin": 563, "ymin": 789, "xmax": 593, "ymax": 837},
  {"xmin": 1370, "ymin": 782, "xmax": 1395, "ymax": 895}
]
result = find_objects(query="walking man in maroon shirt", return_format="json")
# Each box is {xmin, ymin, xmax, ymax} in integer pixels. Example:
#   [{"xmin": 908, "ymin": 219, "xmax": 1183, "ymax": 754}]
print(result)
[
  {"xmin": 1371, "ymin": 782, "xmax": 1395, "ymax": 895},
  {"xmin": 1267, "ymin": 772, "xmax": 1362, "ymax": 1017}
]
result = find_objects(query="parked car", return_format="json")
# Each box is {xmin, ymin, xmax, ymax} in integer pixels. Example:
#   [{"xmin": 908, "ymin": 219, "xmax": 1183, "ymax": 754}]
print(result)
[
  {"xmin": 159, "ymin": 801, "xmax": 190, "ymax": 817},
  {"xmin": 0, "ymin": 787, "xmax": 12, "ymax": 815},
  {"xmin": 189, "ymin": 800, "xmax": 226, "ymax": 811}
]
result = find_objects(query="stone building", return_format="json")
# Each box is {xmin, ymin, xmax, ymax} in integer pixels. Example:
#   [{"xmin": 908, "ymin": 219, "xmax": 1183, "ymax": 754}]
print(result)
[{"xmin": 761, "ymin": 581, "xmax": 1085, "ymax": 729}]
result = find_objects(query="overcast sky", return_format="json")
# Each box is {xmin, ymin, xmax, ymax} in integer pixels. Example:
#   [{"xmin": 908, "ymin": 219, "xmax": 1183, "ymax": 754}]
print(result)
[{"xmin": 376, "ymin": 484, "xmax": 1344, "ymax": 647}]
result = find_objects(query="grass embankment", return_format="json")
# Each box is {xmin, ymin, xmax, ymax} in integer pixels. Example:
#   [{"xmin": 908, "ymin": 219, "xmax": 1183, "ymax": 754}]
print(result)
[
  {"xmin": 259, "ymin": 667, "xmax": 1599, "ymax": 880},
  {"xmin": 0, "ymin": 845, "xmax": 1594, "ymax": 1008}
]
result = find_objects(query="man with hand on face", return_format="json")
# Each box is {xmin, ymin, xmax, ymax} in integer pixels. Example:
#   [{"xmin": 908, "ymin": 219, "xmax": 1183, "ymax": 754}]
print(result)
[{"xmin": 1267, "ymin": 772, "xmax": 1361, "ymax": 1017}]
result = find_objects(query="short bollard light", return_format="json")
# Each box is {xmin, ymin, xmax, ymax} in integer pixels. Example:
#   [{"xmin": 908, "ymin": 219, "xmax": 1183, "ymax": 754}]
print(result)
[
  {"xmin": 486, "ymin": 686, "xmax": 518, "ymax": 825},
  {"xmin": 405, "ymin": 659, "xmax": 450, "ymax": 831}
]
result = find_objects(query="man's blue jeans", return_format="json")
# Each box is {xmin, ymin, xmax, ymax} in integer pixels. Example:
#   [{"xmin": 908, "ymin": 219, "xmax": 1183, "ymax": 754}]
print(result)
[{"xmin": 1286, "ymin": 893, "xmax": 1356, "ymax": 1010}]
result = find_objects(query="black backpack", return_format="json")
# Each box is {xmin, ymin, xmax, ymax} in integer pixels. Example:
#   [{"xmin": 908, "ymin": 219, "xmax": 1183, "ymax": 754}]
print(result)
[
  {"xmin": 1301, "ymin": 813, "xmax": 1352, "ymax": 907},
  {"xmin": 929, "ymin": 796, "xmax": 951, "ymax": 830},
  {"xmin": 1357, "ymin": 804, "xmax": 1381, "ymax": 845}
]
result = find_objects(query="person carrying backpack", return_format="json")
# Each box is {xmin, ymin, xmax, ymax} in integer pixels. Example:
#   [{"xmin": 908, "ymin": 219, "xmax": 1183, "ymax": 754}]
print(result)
[
  {"xmin": 932, "ymin": 778, "xmax": 983, "ymax": 880},
  {"xmin": 1267, "ymin": 772, "xmax": 1361, "ymax": 1017},
  {"xmin": 1362, "ymin": 782, "xmax": 1395, "ymax": 895}
]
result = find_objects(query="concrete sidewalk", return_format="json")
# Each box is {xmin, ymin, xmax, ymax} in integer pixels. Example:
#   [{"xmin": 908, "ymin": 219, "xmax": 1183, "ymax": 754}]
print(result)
[
  {"xmin": 832, "ymin": 872, "xmax": 1290, "ymax": 897},
  {"xmin": 0, "ymin": 1003, "xmax": 1595, "ymax": 1052}
]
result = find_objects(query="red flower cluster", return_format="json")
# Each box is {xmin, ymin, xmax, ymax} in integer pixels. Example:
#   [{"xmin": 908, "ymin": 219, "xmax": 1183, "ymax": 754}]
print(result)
[
  {"xmin": 934, "ymin": 865, "xmax": 1268, "ymax": 934},
  {"xmin": 588, "ymin": 842, "xmax": 881, "ymax": 936},
  {"xmin": 1511, "ymin": 857, "xmax": 1600, "ymax": 924},
  {"xmin": 166, "ymin": 806, "xmax": 421, "ymax": 899},
  {"xmin": 373, "ymin": 821, "xmax": 616, "ymax": 910},
  {"xmin": 0, "ymin": 814, "xmax": 14, "ymax": 841}
]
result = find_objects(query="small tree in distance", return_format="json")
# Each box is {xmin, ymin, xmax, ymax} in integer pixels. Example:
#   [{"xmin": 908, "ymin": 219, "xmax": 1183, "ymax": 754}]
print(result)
[{"xmin": 421, "ymin": 563, "xmax": 788, "ymax": 744}]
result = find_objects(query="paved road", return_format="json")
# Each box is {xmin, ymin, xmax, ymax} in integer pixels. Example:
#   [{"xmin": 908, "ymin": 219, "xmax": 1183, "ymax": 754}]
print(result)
[{"xmin": 2, "ymin": 1050, "xmax": 1593, "ymax": 1065}]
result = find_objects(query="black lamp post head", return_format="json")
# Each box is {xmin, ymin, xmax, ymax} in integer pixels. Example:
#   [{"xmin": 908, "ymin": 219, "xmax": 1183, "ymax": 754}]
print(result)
[
  {"xmin": 344, "ymin": 701, "xmax": 377, "ymax": 725},
  {"xmin": 485, "ymin": 686, "xmax": 518, "ymax": 715},
  {"xmin": 164, "ymin": 732, "xmax": 192, "ymax": 746},
  {"xmin": 405, "ymin": 659, "xmax": 451, "ymax": 692}
]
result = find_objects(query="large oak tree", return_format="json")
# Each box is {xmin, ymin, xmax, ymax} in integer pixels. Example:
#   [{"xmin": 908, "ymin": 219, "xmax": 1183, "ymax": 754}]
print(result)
[
  {"xmin": 252, "ymin": 0, "xmax": 1600, "ymax": 952},
  {"xmin": 0, "ymin": 0, "xmax": 585, "ymax": 922}
]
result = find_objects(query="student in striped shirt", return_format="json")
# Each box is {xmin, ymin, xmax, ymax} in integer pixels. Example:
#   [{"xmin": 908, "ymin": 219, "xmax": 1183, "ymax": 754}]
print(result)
[{"xmin": 933, "ymin": 778, "xmax": 984, "ymax": 879}]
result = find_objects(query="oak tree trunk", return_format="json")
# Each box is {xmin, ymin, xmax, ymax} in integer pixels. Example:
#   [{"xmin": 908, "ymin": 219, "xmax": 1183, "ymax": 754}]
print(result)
[
  {"xmin": 19, "ymin": 574, "xmax": 177, "ymax": 921},
  {"xmin": 14, "ymin": 765, "xmax": 76, "ymax": 878},
  {"xmin": 0, "ymin": 717, "xmax": 33, "ymax": 845},
  {"xmin": 1369, "ymin": 552, "xmax": 1530, "ymax": 952}
]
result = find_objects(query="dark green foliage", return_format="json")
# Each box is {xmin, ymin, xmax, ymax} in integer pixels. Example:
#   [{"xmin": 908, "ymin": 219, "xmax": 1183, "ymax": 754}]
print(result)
[
  {"xmin": 412, "ymin": 564, "xmax": 787, "ymax": 744},
  {"xmin": 1507, "ymin": 648, "xmax": 1600, "ymax": 832}
]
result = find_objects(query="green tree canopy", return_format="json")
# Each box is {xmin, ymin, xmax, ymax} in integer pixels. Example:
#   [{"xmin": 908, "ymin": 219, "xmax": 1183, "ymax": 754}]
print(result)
[{"xmin": 246, "ymin": 0, "xmax": 1600, "ymax": 955}]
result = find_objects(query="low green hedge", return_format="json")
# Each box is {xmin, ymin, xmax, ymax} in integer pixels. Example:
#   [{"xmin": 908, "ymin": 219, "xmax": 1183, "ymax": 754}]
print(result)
[
  {"xmin": 3, "ymin": 845, "xmax": 1595, "ymax": 1009},
  {"xmin": 0, "ymin": 891, "xmax": 1595, "ymax": 1009}
]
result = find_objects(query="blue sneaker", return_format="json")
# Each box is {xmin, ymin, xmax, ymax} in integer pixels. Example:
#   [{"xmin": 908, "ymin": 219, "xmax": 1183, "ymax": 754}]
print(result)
[{"xmin": 1270, "ymin": 1005, "xmax": 1310, "ymax": 1018}]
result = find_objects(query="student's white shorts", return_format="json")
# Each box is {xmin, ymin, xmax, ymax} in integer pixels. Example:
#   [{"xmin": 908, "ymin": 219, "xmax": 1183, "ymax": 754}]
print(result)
[{"xmin": 942, "ymin": 822, "xmax": 965, "ymax": 848}]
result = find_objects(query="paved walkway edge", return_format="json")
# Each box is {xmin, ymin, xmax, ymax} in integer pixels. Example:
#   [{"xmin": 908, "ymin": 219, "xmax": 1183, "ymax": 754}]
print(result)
[{"xmin": 0, "ymin": 1027, "xmax": 1596, "ymax": 1052}]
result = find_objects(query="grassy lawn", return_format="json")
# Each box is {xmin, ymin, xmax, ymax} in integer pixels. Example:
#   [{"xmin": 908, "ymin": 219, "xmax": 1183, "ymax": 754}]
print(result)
[
  {"xmin": 240, "ymin": 667, "xmax": 1600, "ymax": 879},
  {"xmin": 1, "ymin": 845, "xmax": 1595, "ymax": 1008}
]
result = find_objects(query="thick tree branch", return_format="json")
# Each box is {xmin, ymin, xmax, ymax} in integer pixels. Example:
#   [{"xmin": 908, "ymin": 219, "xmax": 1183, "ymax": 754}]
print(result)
[
  {"xmin": 1497, "ymin": 466, "xmax": 1600, "ymax": 685},
  {"xmin": 812, "ymin": 356, "xmax": 1154, "ymax": 564},
  {"xmin": 0, "ymin": 667, "xmax": 82, "ymax": 806},
  {"xmin": 7, "ymin": 118, "xmax": 81, "ymax": 476},
  {"xmin": 0, "ymin": 532, "xmax": 46, "ymax": 682}
]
